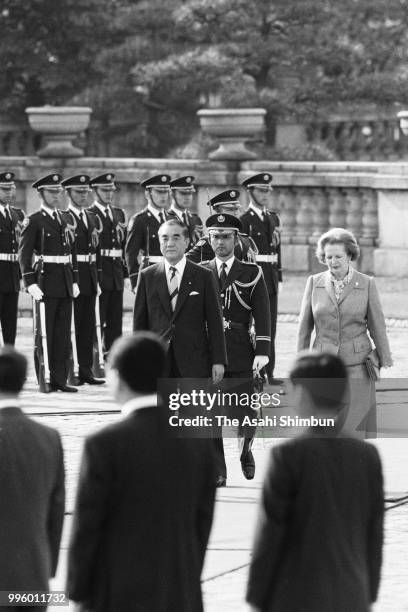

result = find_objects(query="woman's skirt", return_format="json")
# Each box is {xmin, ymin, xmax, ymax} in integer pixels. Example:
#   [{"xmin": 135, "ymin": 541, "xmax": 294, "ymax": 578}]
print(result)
[{"xmin": 339, "ymin": 363, "xmax": 376, "ymax": 439}]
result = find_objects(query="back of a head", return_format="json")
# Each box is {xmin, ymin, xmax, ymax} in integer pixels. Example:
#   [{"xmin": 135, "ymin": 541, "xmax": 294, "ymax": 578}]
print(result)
[
  {"xmin": 0, "ymin": 346, "xmax": 27, "ymax": 394},
  {"xmin": 290, "ymin": 351, "xmax": 348, "ymax": 412},
  {"xmin": 109, "ymin": 332, "xmax": 166, "ymax": 394}
]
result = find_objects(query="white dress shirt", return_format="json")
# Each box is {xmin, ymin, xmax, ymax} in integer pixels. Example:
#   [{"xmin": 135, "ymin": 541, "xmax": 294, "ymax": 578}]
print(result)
[
  {"xmin": 41, "ymin": 203, "xmax": 60, "ymax": 221},
  {"xmin": 147, "ymin": 204, "xmax": 166, "ymax": 224},
  {"xmin": 248, "ymin": 202, "xmax": 265, "ymax": 220},
  {"xmin": 164, "ymin": 256, "xmax": 187, "ymax": 290},
  {"xmin": 215, "ymin": 255, "xmax": 234, "ymax": 277},
  {"xmin": 69, "ymin": 204, "xmax": 88, "ymax": 228},
  {"xmin": 94, "ymin": 201, "xmax": 113, "ymax": 221}
]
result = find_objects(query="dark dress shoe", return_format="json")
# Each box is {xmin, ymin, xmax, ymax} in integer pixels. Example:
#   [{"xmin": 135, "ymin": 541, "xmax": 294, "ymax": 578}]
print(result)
[
  {"xmin": 240, "ymin": 450, "xmax": 255, "ymax": 480},
  {"xmin": 215, "ymin": 475, "xmax": 227, "ymax": 487},
  {"xmin": 269, "ymin": 377, "xmax": 284, "ymax": 386},
  {"xmin": 52, "ymin": 384, "xmax": 78, "ymax": 393},
  {"xmin": 79, "ymin": 376, "xmax": 105, "ymax": 385}
]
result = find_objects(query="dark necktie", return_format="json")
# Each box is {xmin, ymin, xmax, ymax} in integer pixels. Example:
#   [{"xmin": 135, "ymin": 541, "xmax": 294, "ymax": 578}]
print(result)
[
  {"xmin": 53, "ymin": 211, "xmax": 60, "ymax": 225},
  {"xmin": 169, "ymin": 266, "xmax": 178, "ymax": 311},
  {"xmin": 219, "ymin": 262, "xmax": 227, "ymax": 288},
  {"xmin": 4, "ymin": 207, "xmax": 11, "ymax": 227},
  {"xmin": 183, "ymin": 211, "xmax": 188, "ymax": 226},
  {"xmin": 159, "ymin": 212, "xmax": 165, "ymax": 224},
  {"xmin": 79, "ymin": 211, "xmax": 86, "ymax": 229}
]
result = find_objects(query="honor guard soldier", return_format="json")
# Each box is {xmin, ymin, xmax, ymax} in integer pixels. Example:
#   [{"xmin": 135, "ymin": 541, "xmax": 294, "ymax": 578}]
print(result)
[
  {"xmin": 168, "ymin": 175, "xmax": 203, "ymax": 249},
  {"xmin": 186, "ymin": 189, "xmax": 257, "ymax": 263},
  {"xmin": 88, "ymin": 173, "xmax": 129, "ymax": 356},
  {"xmin": 61, "ymin": 175, "xmax": 105, "ymax": 385},
  {"xmin": 125, "ymin": 174, "xmax": 171, "ymax": 290},
  {"xmin": 18, "ymin": 173, "xmax": 80, "ymax": 392},
  {"xmin": 201, "ymin": 213, "xmax": 270, "ymax": 486},
  {"xmin": 240, "ymin": 173, "xmax": 282, "ymax": 384},
  {"xmin": 0, "ymin": 171, "xmax": 25, "ymax": 345}
]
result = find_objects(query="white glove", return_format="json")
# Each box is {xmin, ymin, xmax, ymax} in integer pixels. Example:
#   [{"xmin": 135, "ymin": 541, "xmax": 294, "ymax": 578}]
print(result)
[
  {"xmin": 96, "ymin": 283, "xmax": 102, "ymax": 297},
  {"xmin": 73, "ymin": 283, "xmax": 80, "ymax": 298},
  {"xmin": 124, "ymin": 278, "xmax": 132, "ymax": 292},
  {"xmin": 28, "ymin": 283, "xmax": 44, "ymax": 301},
  {"xmin": 252, "ymin": 355, "xmax": 269, "ymax": 374}
]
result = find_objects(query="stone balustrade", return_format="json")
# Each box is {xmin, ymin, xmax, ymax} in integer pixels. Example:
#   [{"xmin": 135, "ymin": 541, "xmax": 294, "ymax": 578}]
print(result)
[{"xmin": 1, "ymin": 156, "xmax": 408, "ymax": 276}]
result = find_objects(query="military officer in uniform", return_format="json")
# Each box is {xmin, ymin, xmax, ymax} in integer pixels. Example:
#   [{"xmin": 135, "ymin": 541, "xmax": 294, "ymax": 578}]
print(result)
[
  {"xmin": 18, "ymin": 173, "xmax": 80, "ymax": 392},
  {"xmin": 186, "ymin": 189, "xmax": 257, "ymax": 263},
  {"xmin": 88, "ymin": 173, "xmax": 129, "ymax": 356},
  {"xmin": 125, "ymin": 174, "xmax": 172, "ymax": 290},
  {"xmin": 168, "ymin": 175, "xmax": 203, "ymax": 249},
  {"xmin": 240, "ymin": 173, "xmax": 282, "ymax": 384},
  {"xmin": 0, "ymin": 171, "xmax": 25, "ymax": 345},
  {"xmin": 201, "ymin": 213, "xmax": 270, "ymax": 486},
  {"xmin": 61, "ymin": 175, "xmax": 105, "ymax": 385}
]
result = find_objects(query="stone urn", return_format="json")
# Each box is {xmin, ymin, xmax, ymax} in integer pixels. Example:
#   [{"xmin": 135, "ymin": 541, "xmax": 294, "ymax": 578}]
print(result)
[
  {"xmin": 197, "ymin": 108, "xmax": 266, "ymax": 160},
  {"xmin": 25, "ymin": 106, "xmax": 92, "ymax": 157}
]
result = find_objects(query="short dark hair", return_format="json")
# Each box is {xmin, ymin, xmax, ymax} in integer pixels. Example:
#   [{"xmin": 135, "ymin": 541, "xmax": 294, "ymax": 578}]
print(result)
[
  {"xmin": 289, "ymin": 351, "xmax": 348, "ymax": 411},
  {"xmin": 108, "ymin": 332, "xmax": 166, "ymax": 393},
  {"xmin": 316, "ymin": 227, "xmax": 360, "ymax": 263},
  {"xmin": 158, "ymin": 218, "xmax": 189, "ymax": 240},
  {"xmin": 0, "ymin": 346, "xmax": 27, "ymax": 393}
]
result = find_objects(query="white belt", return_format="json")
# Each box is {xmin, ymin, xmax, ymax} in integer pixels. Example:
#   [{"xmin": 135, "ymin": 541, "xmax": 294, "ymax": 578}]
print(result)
[
  {"xmin": 34, "ymin": 255, "xmax": 71, "ymax": 264},
  {"xmin": 77, "ymin": 254, "xmax": 97, "ymax": 263},
  {"xmin": 142, "ymin": 255, "xmax": 162, "ymax": 263},
  {"xmin": 101, "ymin": 249, "xmax": 122, "ymax": 257},
  {"xmin": 0, "ymin": 253, "xmax": 18, "ymax": 262},
  {"xmin": 256, "ymin": 254, "xmax": 278, "ymax": 263}
]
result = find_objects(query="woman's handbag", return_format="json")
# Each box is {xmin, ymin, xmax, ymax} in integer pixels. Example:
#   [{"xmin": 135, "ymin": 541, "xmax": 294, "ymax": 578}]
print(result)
[{"xmin": 366, "ymin": 349, "xmax": 381, "ymax": 381}]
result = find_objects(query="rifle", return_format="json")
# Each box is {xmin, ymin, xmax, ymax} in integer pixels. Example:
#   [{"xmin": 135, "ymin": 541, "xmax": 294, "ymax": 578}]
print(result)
[
  {"xmin": 94, "ymin": 294, "xmax": 105, "ymax": 376},
  {"xmin": 68, "ymin": 302, "xmax": 80, "ymax": 385},
  {"xmin": 36, "ymin": 228, "xmax": 51, "ymax": 392}
]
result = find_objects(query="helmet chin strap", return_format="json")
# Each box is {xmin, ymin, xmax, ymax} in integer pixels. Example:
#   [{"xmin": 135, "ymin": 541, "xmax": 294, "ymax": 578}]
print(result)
[
  {"xmin": 95, "ymin": 190, "xmax": 112, "ymax": 207},
  {"xmin": 250, "ymin": 190, "xmax": 264, "ymax": 210}
]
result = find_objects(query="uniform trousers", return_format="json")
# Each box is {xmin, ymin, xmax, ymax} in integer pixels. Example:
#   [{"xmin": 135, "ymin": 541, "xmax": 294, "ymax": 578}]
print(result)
[
  {"xmin": 213, "ymin": 371, "xmax": 256, "ymax": 479},
  {"xmin": 0, "ymin": 291, "xmax": 19, "ymax": 345},
  {"xmin": 263, "ymin": 291, "xmax": 277, "ymax": 379},
  {"xmin": 99, "ymin": 289, "xmax": 123, "ymax": 355},
  {"xmin": 34, "ymin": 297, "xmax": 72, "ymax": 388},
  {"xmin": 74, "ymin": 293, "xmax": 96, "ymax": 379}
]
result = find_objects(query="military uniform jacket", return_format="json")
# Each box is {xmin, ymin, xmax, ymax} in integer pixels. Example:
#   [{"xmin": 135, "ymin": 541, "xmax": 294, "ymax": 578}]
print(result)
[
  {"xmin": 167, "ymin": 208, "xmax": 203, "ymax": 250},
  {"xmin": 125, "ymin": 207, "xmax": 170, "ymax": 289},
  {"xmin": 240, "ymin": 207, "xmax": 282, "ymax": 295},
  {"xmin": 0, "ymin": 206, "xmax": 24, "ymax": 293},
  {"xmin": 19, "ymin": 209, "xmax": 78, "ymax": 298},
  {"xmin": 88, "ymin": 204, "xmax": 128, "ymax": 292},
  {"xmin": 202, "ymin": 258, "xmax": 271, "ymax": 372},
  {"xmin": 61, "ymin": 210, "xmax": 101, "ymax": 296},
  {"xmin": 186, "ymin": 233, "xmax": 258, "ymax": 265}
]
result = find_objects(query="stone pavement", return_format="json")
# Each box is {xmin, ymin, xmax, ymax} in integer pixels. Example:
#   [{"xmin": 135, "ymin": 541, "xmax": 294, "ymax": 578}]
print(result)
[{"xmin": 11, "ymin": 304, "xmax": 408, "ymax": 611}]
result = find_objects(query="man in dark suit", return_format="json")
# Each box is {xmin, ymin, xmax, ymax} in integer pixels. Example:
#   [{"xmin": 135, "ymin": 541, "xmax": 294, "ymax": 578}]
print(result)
[
  {"xmin": 133, "ymin": 218, "xmax": 227, "ymax": 381},
  {"xmin": 61, "ymin": 175, "xmax": 105, "ymax": 385},
  {"xmin": 125, "ymin": 174, "xmax": 172, "ymax": 290},
  {"xmin": 246, "ymin": 352, "xmax": 384, "ymax": 612},
  {"xmin": 67, "ymin": 332, "xmax": 217, "ymax": 612},
  {"xmin": 168, "ymin": 175, "xmax": 203, "ymax": 249},
  {"xmin": 0, "ymin": 346, "xmax": 65, "ymax": 612},
  {"xmin": 240, "ymin": 173, "xmax": 282, "ymax": 384},
  {"xmin": 88, "ymin": 173, "xmax": 129, "ymax": 355},
  {"xmin": 19, "ymin": 173, "xmax": 80, "ymax": 392},
  {"xmin": 0, "ymin": 171, "xmax": 25, "ymax": 345},
  {"xmin": 202, "ymin": 213, "xmax": 270, "ymax": 485}
]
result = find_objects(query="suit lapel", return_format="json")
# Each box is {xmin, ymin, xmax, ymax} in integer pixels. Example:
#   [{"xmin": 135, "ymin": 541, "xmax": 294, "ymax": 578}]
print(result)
[
  {"xmin": 337, "ymin": 271, "xmax": 358, "ymax": 305},
  {"xmin": 155, "ymin": 262, "xmax": 172, "ymax": 319},
  {"xmin": 172, "ymin": 260, "xmax": 194, "ymax": 320},
  {"xmin": 223, "ymin": 258, "xmax": 240, "ymax": 289},
  {"xmin": 323, "ymin": 271, "xmax": 338, "ymax": 308}
]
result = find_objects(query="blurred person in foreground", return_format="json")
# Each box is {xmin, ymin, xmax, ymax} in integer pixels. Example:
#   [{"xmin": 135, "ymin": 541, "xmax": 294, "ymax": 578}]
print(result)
[
  {"xmin": 0, "ymin": 346, "xmax": 65, "ymax": 612},
  {"xmin": 297, "ymin": 227, "xmax": 392, "ymax": 437},
  {"xmin": 246, "ymin": 351, "xmax": 384, "ymax": 612},
  {"xmin": 67, "ymin": 332, "xmax": 217, "ymax": 612}
]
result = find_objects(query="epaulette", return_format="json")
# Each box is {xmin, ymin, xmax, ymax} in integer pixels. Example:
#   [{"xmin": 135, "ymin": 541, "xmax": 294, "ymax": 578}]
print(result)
[
  {"xmin": 242, "ymin": 261, "xmax": 259, "ymax": 269},
  {"xmin": 134, "ymin": 208, "xmax": 148, "ymax": 218},
  {"xmin": 200, "ymin": 260, "xmax": 212, "ymax": 265},
  {"xmin": 195, "ymin": 237, "xmax": 209, "ymax": 247},
  {"xmin": 29, "ymin": 210, "xmax": 43, "ymax": 220}
]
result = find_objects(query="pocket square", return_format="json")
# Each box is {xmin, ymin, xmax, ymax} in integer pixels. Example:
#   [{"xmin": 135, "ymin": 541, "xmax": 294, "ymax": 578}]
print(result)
[{"xmin": 189, "ymin": 291, "xmax": 199, "ymax": 296}]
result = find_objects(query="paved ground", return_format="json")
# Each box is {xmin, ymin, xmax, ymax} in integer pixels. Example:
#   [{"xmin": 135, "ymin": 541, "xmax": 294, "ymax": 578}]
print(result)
[{"xmin": 11, "ymin": 295, "xmax": 408, "ymax": 611}]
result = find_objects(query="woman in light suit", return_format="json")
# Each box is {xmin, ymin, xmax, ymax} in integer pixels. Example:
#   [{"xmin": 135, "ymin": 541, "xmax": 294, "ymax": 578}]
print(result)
[{"xmin": 297, "ymin": 228, "xmax": 393, "ymax": 437}]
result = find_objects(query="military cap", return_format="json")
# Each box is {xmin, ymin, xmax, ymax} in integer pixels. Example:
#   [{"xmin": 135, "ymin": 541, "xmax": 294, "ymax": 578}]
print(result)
[
  {"xmin": 0, "ymin": 171, "xmax": 15, "ymax": 187},
  {"xmin": 89, "ymin": 173, "xmax": 116, "ymax": 188},
  {"xmin": 207, "ymin": 189, "xmax": 240, "ymax": 209},
  {"xmin": 241, "ymin": 173, "xmax": 273, "ymax": 189},
  {"xmin": 32, "ymin": 173, "xmax": 63, "ymax": 190},
  {"xmin": 206, "ymin": 213, "xmax": 242, "ymax": 233},
  {"xmin": 141, "ymin": 174, "xmax": 172, "ymax": 189},
  {"xmin": 170, "ymin": 176, "xmax": 195, "ymax": 192},
  {"xmin": 61, "ymin": 174, "xmax": 91, "ymax": 189}
]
